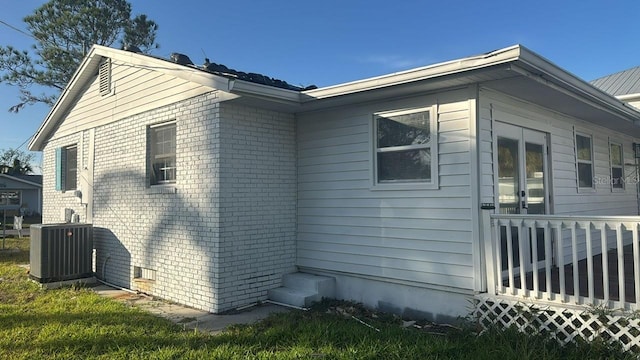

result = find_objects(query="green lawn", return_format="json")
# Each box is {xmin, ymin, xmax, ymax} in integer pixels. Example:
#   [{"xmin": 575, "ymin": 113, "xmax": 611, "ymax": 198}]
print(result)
[{"xmin": 0, "ymin": 238, "xmax": 634, "ymax": 359}]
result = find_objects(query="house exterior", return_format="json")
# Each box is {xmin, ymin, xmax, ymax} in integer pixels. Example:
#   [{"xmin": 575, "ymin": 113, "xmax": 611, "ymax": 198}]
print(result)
[
  {"xmin": 0, "ymin": 174, "xmax": 42, "ymax": 216},
  {"xmin": 28, "ymin": 44, "xmax": 640, "ymax": 322}
]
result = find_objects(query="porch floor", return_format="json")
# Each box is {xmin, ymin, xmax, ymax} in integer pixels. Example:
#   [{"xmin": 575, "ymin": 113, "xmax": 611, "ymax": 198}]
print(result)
[{"xmin": 508, "ymin": 244, "xmax": 638, "ymax": 303}]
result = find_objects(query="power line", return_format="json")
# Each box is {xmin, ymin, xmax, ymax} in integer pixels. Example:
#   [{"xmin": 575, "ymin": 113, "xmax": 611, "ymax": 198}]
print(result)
[
  {"xmin": 0, "ymin": 19, "xmax": 35, "ymax": 40},
  {"xmin": 14, "ymin": 134, "xmax": 33, "ymax": 151}
]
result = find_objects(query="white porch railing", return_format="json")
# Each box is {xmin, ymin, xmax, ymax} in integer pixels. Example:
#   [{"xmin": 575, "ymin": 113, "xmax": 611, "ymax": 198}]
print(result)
[{"xmin": 484, "ymin": 213, "xmax": 640, "ymax": 310}]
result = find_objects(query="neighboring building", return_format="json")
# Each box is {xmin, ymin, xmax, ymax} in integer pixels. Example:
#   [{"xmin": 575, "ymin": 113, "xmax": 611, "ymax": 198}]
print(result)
[
  {"xmin": 592, "ymin": 66, "xmax": 640, "ymax": 111},
  {"xmin": 28, "ymin": 44, "xmax": 640, "ymax": 321},
  {"xmin": 0, "ymin": 174, "xmax": 42, "ymax": 216}
]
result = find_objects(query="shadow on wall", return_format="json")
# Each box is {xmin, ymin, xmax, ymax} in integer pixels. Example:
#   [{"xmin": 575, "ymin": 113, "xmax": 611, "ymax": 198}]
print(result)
[
  {"xmin": 93, "ymin": 227, "xmax": 131, "ymax": 289},
  {"xmin": 90, "ymin": 169, "xmax": 218, "ymax": 307}
]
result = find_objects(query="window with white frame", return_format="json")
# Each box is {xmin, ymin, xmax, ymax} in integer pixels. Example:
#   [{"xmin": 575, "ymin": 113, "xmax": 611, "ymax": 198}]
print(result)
[
  {"xmin": 55, "ymin": 145, "xmax": 78, "ymax": 192},
  {"xmin": 610, "ymin": 141, "xmax": 624, "ymax": 190},
  {"xmin": 575, "ymin": 133, "xmax": 594, "ymax": 189},
  {"xmin": 149, "ymin": 122, "xmax": 176, "ymax": 185},
  {"xmin": 374, "ymin": 107, "xmax": 437, "ymax": 186},
  {"xmin": 0, "ymin": 190, "xmax": 20, "ymax": 206}
]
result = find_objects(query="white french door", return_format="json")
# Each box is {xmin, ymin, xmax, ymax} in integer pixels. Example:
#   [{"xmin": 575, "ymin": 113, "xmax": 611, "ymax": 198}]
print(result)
[{"xmin": 495, "ymin": 122, "xmax": 550, "ymax": 272}]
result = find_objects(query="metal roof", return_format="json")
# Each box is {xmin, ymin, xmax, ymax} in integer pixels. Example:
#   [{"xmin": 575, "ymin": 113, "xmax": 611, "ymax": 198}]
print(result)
[{"xmin": 591, "ymin": 66, "xmax": 640, "ymax": 96}]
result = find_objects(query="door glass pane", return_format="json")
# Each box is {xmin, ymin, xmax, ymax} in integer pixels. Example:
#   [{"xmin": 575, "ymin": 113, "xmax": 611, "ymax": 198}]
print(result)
[
  {"xmin": 525, "ymin": 142, "xmax": 546, "ymax": 263},
  {"xmin": 498, "ymin": 137, "xmax": 519, "ymax": 214},
  {"xmin": 525, "ymin": 142, "xmax": 544, "ymax": 215}
]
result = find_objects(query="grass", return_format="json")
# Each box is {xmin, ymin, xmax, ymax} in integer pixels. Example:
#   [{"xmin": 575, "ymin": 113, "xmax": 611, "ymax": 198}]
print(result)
[{"xmin": 0, "ymin": 238, "xmax": 635, "ymax": 359}]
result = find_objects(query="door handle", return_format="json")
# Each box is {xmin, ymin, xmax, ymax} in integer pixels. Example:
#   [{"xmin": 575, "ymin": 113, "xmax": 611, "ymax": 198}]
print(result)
[{"xmin": 521, "ymin": 190, "xmax": 528, "ymax": 209}]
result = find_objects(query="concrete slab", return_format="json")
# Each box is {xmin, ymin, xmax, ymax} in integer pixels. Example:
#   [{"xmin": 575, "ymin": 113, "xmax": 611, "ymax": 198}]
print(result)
[
  {"xmin": 92, "ymin": 284, "xmax": 290, "ymax": 334},
  {"xmin": 36, "ymin": 276, "xmax": 97, "ymax": 289}
]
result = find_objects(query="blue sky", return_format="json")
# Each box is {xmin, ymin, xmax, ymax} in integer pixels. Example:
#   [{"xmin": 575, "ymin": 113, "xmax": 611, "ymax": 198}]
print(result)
[{"xmin": 1, "ymin": 0, "xmax": 640, "ymax": 173}]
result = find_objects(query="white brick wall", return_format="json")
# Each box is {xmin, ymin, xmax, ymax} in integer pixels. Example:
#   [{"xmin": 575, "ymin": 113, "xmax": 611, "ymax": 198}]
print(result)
[
  {"xmin": 218, "ymin": 103, "xmax": 297, "ymax": 309},
  {"xmin": 42, "ymin": 132, "xmax": 85, "ymax": 224},
  {"xmin": 41, "ymin": 92, "xmax": 297, "ymax": 313}
]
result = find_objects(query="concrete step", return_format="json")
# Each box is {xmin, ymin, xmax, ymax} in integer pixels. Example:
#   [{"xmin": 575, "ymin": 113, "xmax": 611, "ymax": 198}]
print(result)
[
  {"xmin": 267, "ymin": 287, "xmax": 319, "ymax": 308},
  {"xmin": 268, "ymin": 273, "xmax": 336, "ymax": 308},
  {"xmin": 283, "ymin": 273, "xmax": 336, "ymax": 297}
]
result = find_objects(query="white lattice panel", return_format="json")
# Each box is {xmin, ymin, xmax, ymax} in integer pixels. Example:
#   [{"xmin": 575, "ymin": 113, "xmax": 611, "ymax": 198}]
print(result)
[{"xmin": 474, "ymin": 295, "xmax": 640, "ymax": 352}]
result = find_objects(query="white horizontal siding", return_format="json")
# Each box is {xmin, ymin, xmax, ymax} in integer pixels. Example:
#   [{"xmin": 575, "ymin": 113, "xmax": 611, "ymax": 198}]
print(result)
[
  {"xmin": 296, "ymin": 88, "xmax": 476, "ymax": 291},
  {"xmin": 479, "ymin": 89, "xmax": 640, "ymax": 268},
  {"xmin": 55, "ymin": 59, "xmax": 213, "ymax": 139},
  {"xmin": 479, "ymin": 88, "xmax": 640, "ymax": 217}
]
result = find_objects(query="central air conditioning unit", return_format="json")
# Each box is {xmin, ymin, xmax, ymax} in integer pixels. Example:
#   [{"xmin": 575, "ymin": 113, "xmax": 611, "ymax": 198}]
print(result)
[{"xmin": 30, "ymin": 223, "xmax": 94, "ymax": 283}]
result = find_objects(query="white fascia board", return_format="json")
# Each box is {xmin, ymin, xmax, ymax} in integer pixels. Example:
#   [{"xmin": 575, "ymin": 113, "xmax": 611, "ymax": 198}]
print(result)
[
  {"xmin": 29, "ymin": 45, "xmax": 233, "ymax": 151},
  {"xmin": 0, "ymin": 174, "xmax": 42, "ymax": 188},
  {"xmin": 515, "ymin": 46, "xmax": 640, "ymax": 121},
  {"xmin": 301, "ymin": 45, "xmax": 523, "ymax": 101},
  {"xmin": 28, "ymin": 47, "xmax": 103, "ymax": 151},
  {"xmin": 617, "ymin": 93, "xmax": 640, "ymax": 102},
  {"xmin": 228, "ymin": 79, "xmax": 302, "ymax": 105}
]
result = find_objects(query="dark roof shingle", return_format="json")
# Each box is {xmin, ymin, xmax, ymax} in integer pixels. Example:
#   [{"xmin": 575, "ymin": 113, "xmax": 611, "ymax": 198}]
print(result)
[{"xmin": 168, "ymin": 52, "xmax": 317, "ymax": 91}]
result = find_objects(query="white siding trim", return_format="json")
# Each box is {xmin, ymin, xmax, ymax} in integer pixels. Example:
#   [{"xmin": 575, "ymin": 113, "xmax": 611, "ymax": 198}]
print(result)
[{"xmin": 468, "ymin": 85, "xmax": 483, "ymax": 292}]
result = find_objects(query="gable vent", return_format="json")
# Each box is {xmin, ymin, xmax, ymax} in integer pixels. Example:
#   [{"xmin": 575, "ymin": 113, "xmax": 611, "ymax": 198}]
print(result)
[{"xmin": 99, "ymin": 58, "xmax": 112, "ymax": 96}]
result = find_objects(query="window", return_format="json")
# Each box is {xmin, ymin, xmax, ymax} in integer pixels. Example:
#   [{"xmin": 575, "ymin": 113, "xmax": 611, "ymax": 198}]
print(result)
[
  {"xmin": 99, "ymin": 58, "xmax": 112, "ymax": 96},
  {"xmin": 55, "ymin": 145, "xmax": 78, "ymax": 192},
  {"xmin": 575, "ymin": 133, "xmax": 594, "ymax": 189},
  {"xmin": 374, "ymin": 107, "xmax": 437, "ymax": 187},
  {"xmin": 149, "ymin": 123, "xmax": 176, "ymax": 185},
  {"xmin": 610, "ymin": 142, "xmax": 624, "ymax": 190},
  {"xmin": 0, "ymin": 191, "xmax": 20, "ymax": 206}
]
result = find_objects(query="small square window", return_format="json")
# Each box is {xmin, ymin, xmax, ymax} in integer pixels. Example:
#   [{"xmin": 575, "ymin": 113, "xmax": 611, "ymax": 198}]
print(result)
[{"xmin": 149, "ymin": 123, "xmax": 176, "ymax": 185}]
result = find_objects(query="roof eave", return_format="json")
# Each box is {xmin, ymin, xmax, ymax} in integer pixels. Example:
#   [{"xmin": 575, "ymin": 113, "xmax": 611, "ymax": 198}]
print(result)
[
  {"xmin": 617, "ymin": 93, "xmax": 640, "ymax": 102},
  {"xmin": 228, "ymin": 79, "xmax": 302, "ymax": 106},
  {"xmin": 0, "ymin": 174, "xmax": 43, "ymax": 188},
  {"xmin": 28, "ymin": 46, "xmax": 102, "ymax": 151},
  {"xmin": 301, "ymin": 45, "xmax": 523, "ymax": 101},
  {"xmin": 514, "ymin": 46, "xmax": 640, "ymax": 123},
  {"xmin": 29, "ymin": 45, "xmax": 235, "ymax": 151},
  {"xmin": 300, "ymin": 44, "xmax": 640, "ymax": 125}
]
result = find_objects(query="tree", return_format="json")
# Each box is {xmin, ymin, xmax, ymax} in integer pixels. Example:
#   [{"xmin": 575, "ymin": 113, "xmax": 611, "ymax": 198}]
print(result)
[
  {"xmin": 0, "ymin": 148, "xmax": 35, "ymax": 175},
  {"xmin": 0, "ymin": 0, "xmax": 159, "ymax": 112}
]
